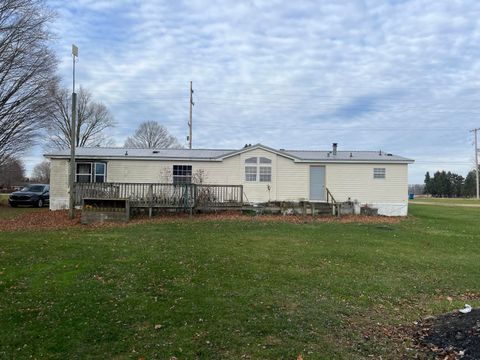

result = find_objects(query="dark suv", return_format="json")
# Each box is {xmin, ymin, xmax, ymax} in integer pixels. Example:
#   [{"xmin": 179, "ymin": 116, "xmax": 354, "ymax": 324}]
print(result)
[{"xmin": 9, "ymin": 184, "xmax": 50, "ymax": 208}]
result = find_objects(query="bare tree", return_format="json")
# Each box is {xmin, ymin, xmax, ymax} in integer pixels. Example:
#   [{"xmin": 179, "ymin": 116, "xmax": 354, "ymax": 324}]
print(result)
[
  {"xmin": 0, "ymin": 157, "xmax": 25, "ymax": 188},
  {"xmin": 0, "ymin": 0, "xmax": 57, "ymax": 166},
  {"xmin": 125, "ymin": 121, "xmax": 182, "ymax": 149},
  {"xmin": 31, "ymin": 160, "xmax": 50, "ymax": 183},
  {"xmin": 45, "ymin": 86, "xmax": 115, "ymax": 149}
]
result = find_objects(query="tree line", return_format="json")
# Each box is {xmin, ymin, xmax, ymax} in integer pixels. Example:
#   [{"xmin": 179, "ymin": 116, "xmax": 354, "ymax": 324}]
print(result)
[
  {"xmin": 423, "ymin": 170, "xmax": 478, "ymax": 198},
  {"xmin": 0, "ymin": 1, "xmax": 182, "ymax": 188}
]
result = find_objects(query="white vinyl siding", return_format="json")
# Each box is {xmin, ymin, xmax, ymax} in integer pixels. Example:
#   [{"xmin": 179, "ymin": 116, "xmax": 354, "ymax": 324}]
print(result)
[{"xmin": 325, "ymin": 163, "xmax": 407, "ymax": 203}]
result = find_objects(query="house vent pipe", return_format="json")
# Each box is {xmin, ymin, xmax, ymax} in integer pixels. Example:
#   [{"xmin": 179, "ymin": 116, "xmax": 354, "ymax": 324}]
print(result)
[{"xmin": 332, "ymin": 143, "xmax": 338, "ymax": 155}]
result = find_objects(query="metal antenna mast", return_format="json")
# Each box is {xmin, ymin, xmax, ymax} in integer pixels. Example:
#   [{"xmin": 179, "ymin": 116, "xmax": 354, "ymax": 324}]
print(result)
[
  {"xmin": 68, "ymin": 44, "xmax": 78, "ymax": 219},
  {"xmin": 188, "ymin": 81, "xmax": 194, "ymax": 149}
]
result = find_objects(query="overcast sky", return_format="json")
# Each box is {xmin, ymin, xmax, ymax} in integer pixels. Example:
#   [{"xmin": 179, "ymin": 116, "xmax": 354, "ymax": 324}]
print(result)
[{"xmin": 26, "ymin": 0, "xmax": 480, "ymax": 183}]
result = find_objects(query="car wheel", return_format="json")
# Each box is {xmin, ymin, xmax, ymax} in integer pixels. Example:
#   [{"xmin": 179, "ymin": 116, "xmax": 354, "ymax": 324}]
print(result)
[
  {"xmin": 37, "ymin": 199, "xmax": 43, "ymax": 208},
  {"xmin": 10, "ymin": 203, "xmax": 17, "ymax": 208}
]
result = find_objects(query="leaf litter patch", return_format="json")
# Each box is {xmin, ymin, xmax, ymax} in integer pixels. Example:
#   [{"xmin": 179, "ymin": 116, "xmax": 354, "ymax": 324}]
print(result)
[
  {"xmin": 414, "ymin": 308, "xmax": 480, "ymax": 359},
  {"xmin": 0, "ymin": 209, "xmax": 403, "ymax": 232}
]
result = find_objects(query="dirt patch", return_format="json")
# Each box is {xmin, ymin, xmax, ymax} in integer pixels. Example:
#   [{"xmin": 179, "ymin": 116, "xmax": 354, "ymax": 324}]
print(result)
[
  {"xmin": 414, "ymin": 309, "xmax": 480, "ymax": 359},
  {"xmin": 0, "ymin": 208, "xmax": 403, "ymax": 232}
]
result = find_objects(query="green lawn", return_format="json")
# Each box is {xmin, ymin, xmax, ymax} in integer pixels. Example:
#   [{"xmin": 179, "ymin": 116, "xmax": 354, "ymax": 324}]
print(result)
[
  {"xmin": 411, "ymin": 197, "xmax": 480, "ymax": 205},
  {"xmin": 1, "ymin": 205, "xmax": 479, "ymax": 359},
  {"xmin": 0, "ymin": 194, "xmax": 43, "ymax": 219},
  {"xmin": 0, "ymin": 193, "xmax": 8, "ymax": 206}
]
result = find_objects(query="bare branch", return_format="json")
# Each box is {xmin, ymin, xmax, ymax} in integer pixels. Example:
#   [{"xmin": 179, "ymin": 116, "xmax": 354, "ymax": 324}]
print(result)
[
  {"xmin": 45, "ymin": 86, "xmax": 115, "ymax": 149},
  {"xmin": 0, "ymin": 0, "xmax": 57, "ymax": 166},
  {"xmin": 124, "ymin": 121, "xmax": 182, "ymax": 149},
  {"xmin": 31, "ymin": 159, "xmax": 50, "ymax": 183}
]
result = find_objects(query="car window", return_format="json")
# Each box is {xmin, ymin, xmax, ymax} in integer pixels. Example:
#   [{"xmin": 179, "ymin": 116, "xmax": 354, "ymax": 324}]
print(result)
[{"xmin": 21, "ymin": 185, "xmax": 45, "ymax": 192}]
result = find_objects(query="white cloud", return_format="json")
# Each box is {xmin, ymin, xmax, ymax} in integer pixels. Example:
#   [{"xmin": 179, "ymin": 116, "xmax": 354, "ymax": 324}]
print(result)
[{"xmin": 28, "ymin": 0, "xmax": 480, "ymax": 182}]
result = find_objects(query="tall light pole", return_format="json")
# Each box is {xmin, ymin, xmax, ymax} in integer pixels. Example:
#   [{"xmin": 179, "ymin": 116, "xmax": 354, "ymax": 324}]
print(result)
[{"xmin": 69, "ymin": 44, "xmax": 78, "ymax": 219}]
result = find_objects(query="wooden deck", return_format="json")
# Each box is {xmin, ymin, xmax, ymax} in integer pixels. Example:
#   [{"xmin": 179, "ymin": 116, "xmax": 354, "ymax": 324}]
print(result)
[{"xmin": 74, "ymin": 183, "xmax": 244, "ymax": 211}]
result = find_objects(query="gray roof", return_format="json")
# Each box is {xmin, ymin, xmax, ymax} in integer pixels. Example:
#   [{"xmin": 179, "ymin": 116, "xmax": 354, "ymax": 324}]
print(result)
[
  {"xmin": 45, "ymin": 144, "xmax": 414, "ymax": 163},
  {"xmin": 284, "ymin": 150, "xmax": 412, "ymax": 162},
  {"xmin": 45, "ymin": 147, "xmax": 233, "ymax": 160}
]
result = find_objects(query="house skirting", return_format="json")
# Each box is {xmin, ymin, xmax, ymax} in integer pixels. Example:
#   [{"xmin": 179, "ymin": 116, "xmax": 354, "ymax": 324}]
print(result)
[
  {"xmin": 364, "ymin": 202, "xmax": 408, "ymax": 216},
  {"xmin": 50, "ymin": 198, "xmax": 68, "ymax": 211}
]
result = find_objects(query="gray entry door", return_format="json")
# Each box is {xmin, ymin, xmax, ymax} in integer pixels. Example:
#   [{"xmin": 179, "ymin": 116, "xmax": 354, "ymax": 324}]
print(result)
[{"xmin": 309, "ymin": 166, "xmax": 326, "ymax": 201}]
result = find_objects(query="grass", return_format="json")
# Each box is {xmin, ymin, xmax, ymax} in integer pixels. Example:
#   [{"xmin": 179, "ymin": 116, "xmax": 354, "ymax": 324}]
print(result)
[
  {"xmin": 0, "ymin": 194, "xmax": 42, "ymax": 219},
  {"xmin": 1, "ymin": 205, "xmax": 480, "ymax": 359},
  {"xmin": 0, "ymin": 193, "xmax": 8, "ymax": 206},
  {"xmin": 410, "ymin": 197, "xmax": 480, "ymax": 205}
]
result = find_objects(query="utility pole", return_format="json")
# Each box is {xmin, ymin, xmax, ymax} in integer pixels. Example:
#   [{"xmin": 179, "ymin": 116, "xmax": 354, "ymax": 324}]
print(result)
[
  {"xmin": 69, "ymin": 44, "xmax": 78, "ymax": 219},
  {"xmin": 188, "ymin": 81, "xmax": 194, "ymax": 149},
  {"xmin": 471, "ymin": 128, "xmax": 480, "ymax": 199}
]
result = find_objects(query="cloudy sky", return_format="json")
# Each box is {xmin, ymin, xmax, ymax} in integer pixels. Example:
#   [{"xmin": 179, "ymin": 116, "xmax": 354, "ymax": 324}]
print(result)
[{"xmin": 27, "ymin": 0, "xmax": 480, "ymax": 182}]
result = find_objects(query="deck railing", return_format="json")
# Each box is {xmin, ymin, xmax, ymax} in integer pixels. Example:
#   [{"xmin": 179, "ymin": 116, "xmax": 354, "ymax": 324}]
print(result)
[
  {"xmin": 326, "ymin": 187, "xmax": 340, "ymax": 216},
  {"xmin": 194, "ymin": 184, "xmax": 244, "ymax": 208},
  {"xmin": 74, "ymin": 182, "xmax": 243, "ymax": 209}
]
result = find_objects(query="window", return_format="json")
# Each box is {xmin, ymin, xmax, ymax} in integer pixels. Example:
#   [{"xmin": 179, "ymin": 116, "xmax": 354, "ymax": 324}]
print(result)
[
  {"xmin": 245, "ymin": 166, "xmax": 257, "ymax": 181},
  {"xmin": 76, "ymin": 162, "xmax": 106, "ymax": 183},
  {"xmin": 259, "ymin": 166, "xmax": 271, "ymax": 182},
  {"xmin": 173, "ymin": 165, "xmax": 192, "ymax": 184},
  {"xmin": 95, "ymin": 163, "xmax": 106, "ymax": 183},
  {"xmin": 20, "ymin": 185, "xmax": 47, "ymax": 193},
  {"xmin": 374, "ymin": 168, "xmax": 386, "ymax": 179},
  {"xmin": 76, "ymin": 163, "xmax": 92, "ymax": 183},
  {"xmin": 244, "ymin": 157, "xmax": 272, "ymax": 182}
]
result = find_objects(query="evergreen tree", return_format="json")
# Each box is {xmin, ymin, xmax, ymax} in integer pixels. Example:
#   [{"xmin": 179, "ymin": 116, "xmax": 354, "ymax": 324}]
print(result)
[
  {"xmin": 424, "ymin": 172, "xmax": 431, "ymax": 194},
  {"xmin": 464, "ymin": 170, "xmax": 477, "ymax": 197}
]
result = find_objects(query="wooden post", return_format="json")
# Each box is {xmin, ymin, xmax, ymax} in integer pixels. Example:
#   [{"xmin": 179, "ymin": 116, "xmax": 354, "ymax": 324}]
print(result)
[{"xmin": 302, "ymin": 201, "xmax": 307, "ymax": 217}]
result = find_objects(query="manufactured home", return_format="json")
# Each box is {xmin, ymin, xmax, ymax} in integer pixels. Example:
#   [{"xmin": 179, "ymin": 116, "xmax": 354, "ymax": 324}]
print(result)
[{"xmin": 45, "ymin": 143, "xmax": 414, "ymax": 216}]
